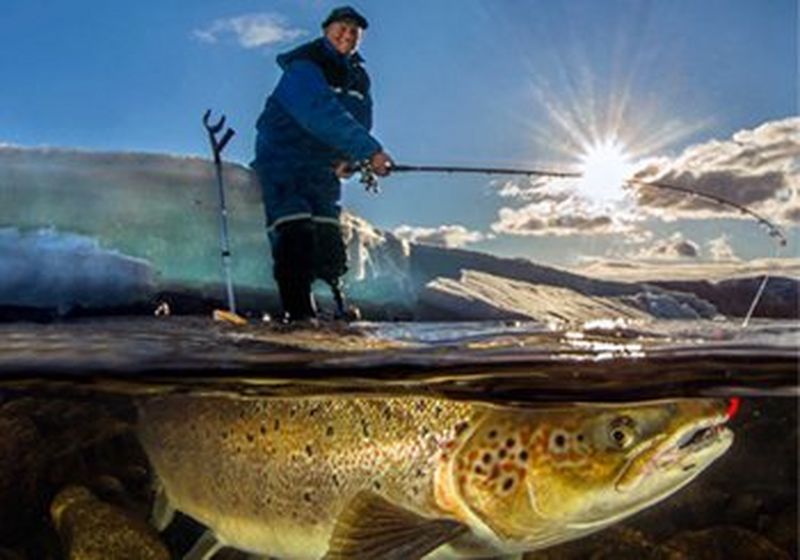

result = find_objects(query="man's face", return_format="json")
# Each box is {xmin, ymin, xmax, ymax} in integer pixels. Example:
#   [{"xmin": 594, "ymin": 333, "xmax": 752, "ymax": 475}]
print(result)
[{"xmin": 324, "ymin": 20, "xmax": 363, "ymax": 55}]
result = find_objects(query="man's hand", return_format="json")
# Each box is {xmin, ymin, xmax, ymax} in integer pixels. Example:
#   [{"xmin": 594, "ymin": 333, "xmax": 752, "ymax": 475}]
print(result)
[{"xmin": 370, "ymin": 151, "xmax": 394, "ymax": 177}]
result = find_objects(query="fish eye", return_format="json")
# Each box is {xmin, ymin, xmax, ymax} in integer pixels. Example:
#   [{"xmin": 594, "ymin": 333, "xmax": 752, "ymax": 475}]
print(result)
[{"xmin": 608, "ymin": 416, "xmax": 637, "ymax": 449}]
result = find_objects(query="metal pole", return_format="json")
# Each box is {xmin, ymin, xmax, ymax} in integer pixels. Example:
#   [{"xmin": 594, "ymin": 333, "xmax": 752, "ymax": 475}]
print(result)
[{"xmin": 203, "ymin": 110, "xmax": 237, "ymax": 315}]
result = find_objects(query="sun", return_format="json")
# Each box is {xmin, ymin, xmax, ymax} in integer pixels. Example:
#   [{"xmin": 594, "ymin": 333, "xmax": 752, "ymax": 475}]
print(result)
[{"xmin": 577, "ymin": 139, "xmax": 635, "ymax": 203}]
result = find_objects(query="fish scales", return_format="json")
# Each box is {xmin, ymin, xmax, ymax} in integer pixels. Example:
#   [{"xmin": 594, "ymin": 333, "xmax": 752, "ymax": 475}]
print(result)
[{"xmin": 138, "ymin": 395, "xmax": 483, "ymax": 557}]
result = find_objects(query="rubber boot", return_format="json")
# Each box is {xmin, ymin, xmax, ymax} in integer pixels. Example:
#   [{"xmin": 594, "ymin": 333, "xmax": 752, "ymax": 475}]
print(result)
[
  {"xmin": 277, "ymin": 277, "xmax": 317, "ymax": 322},
  {"xmin": 272, "ymin": 220, "xmax": 317, "ymax": 323}
]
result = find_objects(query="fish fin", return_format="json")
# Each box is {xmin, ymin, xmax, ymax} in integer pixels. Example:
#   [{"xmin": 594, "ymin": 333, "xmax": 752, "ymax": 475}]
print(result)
[
  {"xmin": 183, "ymin": 529, "xmax": 224, "ymax": 560},
  {"xmin": 324, "ymin": 491, "xmax": 468, "ymax": 560}
]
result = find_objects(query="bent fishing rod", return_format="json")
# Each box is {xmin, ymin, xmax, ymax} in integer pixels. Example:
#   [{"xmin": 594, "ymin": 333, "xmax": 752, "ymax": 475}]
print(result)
[{"xmin": 353, "ymin": 162, "xmax": 787, "ymax": 247}]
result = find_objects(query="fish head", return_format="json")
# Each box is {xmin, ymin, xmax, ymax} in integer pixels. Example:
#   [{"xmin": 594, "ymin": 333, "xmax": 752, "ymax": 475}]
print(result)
[{"xmin": 451, "ymin": 399, "xmax": 733, "ymax": 547}]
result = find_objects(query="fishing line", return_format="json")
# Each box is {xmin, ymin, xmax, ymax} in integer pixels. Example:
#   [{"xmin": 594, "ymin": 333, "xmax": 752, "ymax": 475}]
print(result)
[{"xmin": 741, "ymin": 242, "xmax": 784, "ymax": 328}]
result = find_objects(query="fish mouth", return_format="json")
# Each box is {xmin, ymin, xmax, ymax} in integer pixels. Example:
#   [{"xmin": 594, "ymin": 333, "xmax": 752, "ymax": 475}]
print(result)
[
  {"xmin": 614, "ymin": 407, "xmax": 733, "ymax": 494},
  {"xmin": 654, "ymin": 414, "xmax": 733, "ymax": 471}
]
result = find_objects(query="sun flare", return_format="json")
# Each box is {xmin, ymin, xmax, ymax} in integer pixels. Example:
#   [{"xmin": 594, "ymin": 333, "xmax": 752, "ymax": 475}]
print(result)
[{"xmin": 577, "ymin": 139, "xmax": 635, "ymax": 203}]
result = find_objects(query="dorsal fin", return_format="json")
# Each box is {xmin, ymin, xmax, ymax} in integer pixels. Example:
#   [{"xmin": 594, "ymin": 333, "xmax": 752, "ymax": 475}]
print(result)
[{"xmin": 324, "ymin": 491, "xmax": 468, "ymax": 560}]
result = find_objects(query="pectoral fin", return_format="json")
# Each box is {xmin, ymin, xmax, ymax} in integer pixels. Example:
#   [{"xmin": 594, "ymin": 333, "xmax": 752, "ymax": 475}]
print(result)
[{"xmin": 324, "ymin": 491, "xmax": 468, "ymax": 560}]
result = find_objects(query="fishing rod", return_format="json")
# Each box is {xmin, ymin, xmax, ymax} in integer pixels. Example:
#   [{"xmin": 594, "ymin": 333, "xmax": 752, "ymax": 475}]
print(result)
[{"xmin": 356, "ymin": 162, "xmax": 787, "ymax": 247}]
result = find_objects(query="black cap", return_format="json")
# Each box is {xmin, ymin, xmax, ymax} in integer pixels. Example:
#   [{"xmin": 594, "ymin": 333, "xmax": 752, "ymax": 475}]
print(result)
[{"xmin": 322, "ymin": 6, "xmax": 368, "ymax": 30}]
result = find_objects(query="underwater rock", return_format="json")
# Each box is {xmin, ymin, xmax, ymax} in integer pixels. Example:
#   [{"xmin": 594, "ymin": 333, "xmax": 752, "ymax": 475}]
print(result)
[
  {"xmin": 0, "ymin": 408, "xmax": 45, "ymax": 543},
  {"xmin": 763, "ymin": 507, "xmax": 799, "ymax": 553},
  {"xmin": 656, "ymin": 526, "xmax": 791, "ymax": 560},
  {"xmin": 522, "ymin": 525, "xmax": 666, "ymax": 559},
  {"xmin": 0, "ymin": 397, "xmax": 138, "ymax": 548},
  {"xmin": 51, "ymin": 485, "xmax": 169, "ymax": 560},
  {"xmin": 0, "ymin": 547, "xmax": 24, "ymax": 560}
]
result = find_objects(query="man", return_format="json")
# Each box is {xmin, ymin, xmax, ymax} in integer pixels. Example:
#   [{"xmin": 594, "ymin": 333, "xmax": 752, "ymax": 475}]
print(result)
[{"xmin": 252, "ymin": 6, "xmax": 392, "ymax": 322}]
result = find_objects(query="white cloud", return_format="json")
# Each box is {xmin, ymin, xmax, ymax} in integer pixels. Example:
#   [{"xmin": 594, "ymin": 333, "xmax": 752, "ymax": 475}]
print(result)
[
  {"xmin": 491, "ymin": 195, "xmax": 641, "ymax": 237},
  {"xmin": 602, "ymin": 232, "xmax": 702, "ymax": 261},
  {"xmin": 193, "ymin": 13, "xmax": 306, "ymax": 49},
  {"xmin": 707, "ymin": 235, "xmax": 740, "ymax": 262},
  {"xmin": 637, "ymin": 232, "xmax": 700, "ymax": 259},
  {"xmin": 630, "ymin": 117, "xmax": 800, "ymax": 224},
  {"xmin": 393, "ymin": 224, "xmax": 485, "ymax": 248}
]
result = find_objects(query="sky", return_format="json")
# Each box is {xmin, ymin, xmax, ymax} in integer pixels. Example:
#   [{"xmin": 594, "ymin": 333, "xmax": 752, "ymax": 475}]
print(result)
[{"xmin": 1, "ymin": 0, "xmax": 797, "ymax": 271}]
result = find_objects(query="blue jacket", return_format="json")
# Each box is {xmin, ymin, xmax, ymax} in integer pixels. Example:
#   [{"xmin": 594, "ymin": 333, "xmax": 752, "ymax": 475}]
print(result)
[{"xmin": 253, "ymin": 38, "xmax": 381, "ymax": 171}]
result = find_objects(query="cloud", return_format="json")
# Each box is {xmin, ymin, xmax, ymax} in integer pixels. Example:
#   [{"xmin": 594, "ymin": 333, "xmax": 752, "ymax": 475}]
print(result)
[
  {"xmin": 493, "ymin": 177, "xmax": 574, "ymax": 203},
  {"xmin": 630, "ymin": 117, "xmax": 800, "ymax": 224},
  {"xmin": 707, "ymin": 235, "xmax": 740, "ymax": 262},
  {"xmin": 393, "ymin": 224, "xmax": 486, "ymax": 248},
  {"xmin": 194, "ymin": 14, "xmax": 306, "ymax": 49},
  {"xmin": 650, "ymin": 234, "xmax": 699, "ymax": 259},
  {"xmin": 490, "ymin": 196, "xmax": 641, "ymax": 237}
]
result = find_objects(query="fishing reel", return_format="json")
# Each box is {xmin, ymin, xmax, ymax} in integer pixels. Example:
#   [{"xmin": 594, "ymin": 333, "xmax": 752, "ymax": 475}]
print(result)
[{"xmin": 349, "ymin": 160, "xmax": 380, "ymax": 194}]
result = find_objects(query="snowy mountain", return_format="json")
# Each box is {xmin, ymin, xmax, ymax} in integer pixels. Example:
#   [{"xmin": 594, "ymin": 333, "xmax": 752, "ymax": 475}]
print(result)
[{"xmin": 0, "ymin": 146, "xmax": 794, "ymax": 321}]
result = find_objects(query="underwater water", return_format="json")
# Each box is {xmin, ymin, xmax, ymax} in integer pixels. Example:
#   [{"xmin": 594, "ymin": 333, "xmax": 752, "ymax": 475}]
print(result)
[{"xmin": 0, "ymin": 317, "xmax": 796, "ymax": 559}]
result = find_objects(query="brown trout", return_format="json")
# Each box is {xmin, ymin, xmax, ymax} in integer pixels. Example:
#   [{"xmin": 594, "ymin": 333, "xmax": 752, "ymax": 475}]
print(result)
[{"xmin": 137, "ymin": 395, "xmax": 733, "ymax": 559}]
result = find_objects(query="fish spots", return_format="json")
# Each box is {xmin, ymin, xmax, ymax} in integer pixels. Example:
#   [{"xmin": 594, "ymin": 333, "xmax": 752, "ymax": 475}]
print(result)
[
  {"xmin": 246, "ymin": 433, "xmax": 254, "ymax": 443},
  {"xmin": 260, "ymin": 424, "xmax": 267, "ymax": 436},
  {"xmin": 373, "ymin": 480, "xmax": 382, "ymax": 491},
  {"xmin": 326, "ymin": 425, "xmax": 334, "ymax": 437},
  {"xmin": 548, "ymin": 429, "xmax": 570, "ymax": 455},
  {"xmin": 487, "ymin": 429, "xmax": 498, "ymax": 440},
  {"xmin": 454, "ymin": 421, "xmax": 470, "ymax": 437},
  {"xmin": 303, "ymin": 491, "xmax": 312, "ymax": 503},
  {"xmin": 502, "ymin": 477, "xmax": 515, "ymax": 492},
  {"xmin": 274, "ymin": 419, "xmax": 281, "ymax": 432},
  {"xmin": 519, "ymin": 450, "xmax": 529, "ymax": 463},
  {"xmin": 361, "ymin": 419, "xmax": 371, "ymax": 438},
  {"xmin": 305, "ymin": 444, "xmax": 314, "ymax": 458},
  {"xmin": 332, "ymin": 473, "xmax": 340, "ymax": 487}
]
